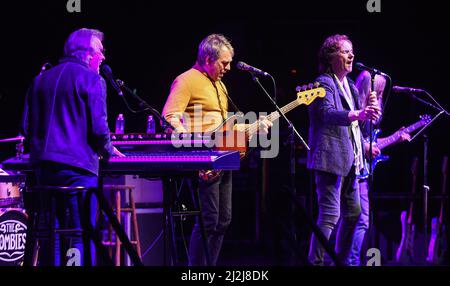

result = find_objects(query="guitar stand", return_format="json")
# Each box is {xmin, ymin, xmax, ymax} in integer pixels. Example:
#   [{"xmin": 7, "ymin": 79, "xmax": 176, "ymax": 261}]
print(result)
[
  {"xmin": 422, "ymin": 134, "xmax": 430, "ymax": 261},
  {"xmin": 404, "ymin": 89, "xmax": 448, "ymax": 263},
  {"xmin": 409, "ymin": 111, "xmax": 446, "ymax": 262}
]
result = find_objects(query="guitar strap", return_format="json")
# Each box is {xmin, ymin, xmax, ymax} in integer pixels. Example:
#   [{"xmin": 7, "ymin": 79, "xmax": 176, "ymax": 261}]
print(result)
[
  {"xmin": 204, "ymin": 74, "xmax": 241, "ymax": 121},
  {"xmin": 207, "ymin": 78, "xmax": 227, "ymax": 120},
  {"xmin": 218, "ymin": 81, "xmax": 242, "ymax": 114},
  {"xmin": 194, "ymin": 64, "xmax": 239, "ymax": 120}
]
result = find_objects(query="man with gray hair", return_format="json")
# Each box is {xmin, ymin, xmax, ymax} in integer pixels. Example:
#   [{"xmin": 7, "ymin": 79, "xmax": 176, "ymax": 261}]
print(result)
[
  {"xmin": 163, "ymin": 33, "xmax": 271, "ymax": 266},
  {"xmin": 21, "ymin": 28, "xmax": 123, "ymax": 266},
  {"xmin": 163, "ymin": 33, "xmax": 235, "ymax": 266}
]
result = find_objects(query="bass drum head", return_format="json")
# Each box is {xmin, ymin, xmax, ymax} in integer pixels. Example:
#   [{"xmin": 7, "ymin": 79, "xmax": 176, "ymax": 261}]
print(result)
[{"xmin": 0, "ymin": 209, "xmax": 27, "ymax": 266}]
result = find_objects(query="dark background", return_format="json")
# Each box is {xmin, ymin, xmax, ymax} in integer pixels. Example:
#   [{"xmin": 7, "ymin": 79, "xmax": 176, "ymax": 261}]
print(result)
[{"xmin": 0, "ymin": 0, "xmax": 448, "ymax": 265}]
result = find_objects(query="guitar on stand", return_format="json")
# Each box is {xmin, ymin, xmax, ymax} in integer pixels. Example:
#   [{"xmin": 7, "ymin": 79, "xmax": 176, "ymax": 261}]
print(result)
[
  {"xmin": 199, "ymin": 83, "xmax": 326, "ymax": 182},
  {"xmin": 427, "ymin": 156, "xmax": 448, "ymax": 264},
  {"xmin": 396, "ymin": 156, "xmax": 419, "ymax": 264}
]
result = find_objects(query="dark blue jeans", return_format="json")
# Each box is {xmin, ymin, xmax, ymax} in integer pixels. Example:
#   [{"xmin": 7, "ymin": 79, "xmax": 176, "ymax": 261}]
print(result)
[
  {"xmin": 347, "ymin": 179, "xmax": 369, "ymax": 266},
  {"xmin": 29, "ymin": 161, "xmax": 98, "ymax": 266},
  {"xmin": 189, "ymin": 171, "xmax": 232, "ymax": 266},
  {"xmin": 308, "ymin": 168, "xmax": 361, "ymax": 265}
]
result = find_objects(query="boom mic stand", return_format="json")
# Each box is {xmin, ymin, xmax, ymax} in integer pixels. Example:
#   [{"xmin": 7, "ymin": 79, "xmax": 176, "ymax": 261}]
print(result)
[
  {"xmin": 249, "ymin": 73, "xmax": 342, "ymax": 266},
  {"xmin": 115, "ymin": 79, "xmax": 192, "ymax": 265},
  {"xmin": 116, "ymin": 79, "xmax": 175, "ymax": 132}
]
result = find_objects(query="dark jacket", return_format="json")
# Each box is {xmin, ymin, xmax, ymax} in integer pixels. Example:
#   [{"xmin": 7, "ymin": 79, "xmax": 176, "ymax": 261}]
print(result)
[
  {"xmin": 21, "ymin": 57, "xmax": 114, "ymax": 175},
  {"xmin": 307, "ymin": 73, "xmax": 364, "ymax": 177}
]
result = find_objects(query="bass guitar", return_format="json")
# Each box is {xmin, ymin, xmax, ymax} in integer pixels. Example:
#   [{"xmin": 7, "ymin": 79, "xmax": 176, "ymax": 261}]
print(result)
[
  {"xmin": 396, "ymin": 156, "xmax": 418, "ymax": 264},
  {"xmin": 427, "ymin": 156, "xmax": 448, "ymax": 264},
  {"xmin": 199, "ymin": 83, "xmax": 326, "ymax": 182}
]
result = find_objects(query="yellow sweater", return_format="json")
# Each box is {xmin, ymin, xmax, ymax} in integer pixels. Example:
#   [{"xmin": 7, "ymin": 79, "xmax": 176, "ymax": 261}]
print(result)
[{"xmin": 162, "ymin": 67, "xmax": 229, "ymax": 132}]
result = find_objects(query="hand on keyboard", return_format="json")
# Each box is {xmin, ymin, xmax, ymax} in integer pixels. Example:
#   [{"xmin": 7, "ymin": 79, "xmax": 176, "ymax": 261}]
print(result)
[{"xmin": 113, "ymin": 146, "xmax": 126, "ymax": 157}]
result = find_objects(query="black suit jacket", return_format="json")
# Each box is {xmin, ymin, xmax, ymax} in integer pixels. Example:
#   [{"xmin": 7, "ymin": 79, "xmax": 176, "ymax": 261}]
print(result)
[{"xmin": 307, "ymin": 73, "xmax": 364, "ymax": 177}]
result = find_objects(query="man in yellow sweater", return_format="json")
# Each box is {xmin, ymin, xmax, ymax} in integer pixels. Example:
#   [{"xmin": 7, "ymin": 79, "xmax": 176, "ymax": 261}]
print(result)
[{"xmin": 162, "ymin": 33, "xmax": 271, "ymax": 266}]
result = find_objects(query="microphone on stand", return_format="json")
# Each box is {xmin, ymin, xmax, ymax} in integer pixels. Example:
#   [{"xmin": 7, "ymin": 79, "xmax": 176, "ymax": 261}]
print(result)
[
  {"xmin": 392, "ymin": 86, "xmax": 424, "ymax": 93},
  {"xmin": 100, "ymin": 64, "xmax": 124, "ymax": 97},
  {"xmin": 116, "ymin": 79, "xmax": 125, "ymax": 87},
  {"xmin": 355, "ymin": 62, "xmax": 388, "ymax": 77},
  {"xmin": 39, "ymin": 63, "xmax": 52, "ymax": 75},
  {"xmin": 236, "ymin": 61, "xmax": 270, "ymax": 77}
]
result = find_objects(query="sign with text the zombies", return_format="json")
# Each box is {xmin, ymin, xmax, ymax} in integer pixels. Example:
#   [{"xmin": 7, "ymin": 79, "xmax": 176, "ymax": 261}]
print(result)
[{"xmin": 0, "ymin": 209, "xmax": 27, "ymax": 266}]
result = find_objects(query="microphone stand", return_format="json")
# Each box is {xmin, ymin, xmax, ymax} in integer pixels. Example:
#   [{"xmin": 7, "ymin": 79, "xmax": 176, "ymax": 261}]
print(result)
[
  {"xmin": 251, "ymin": 75, "xmax": 309, "ymax": 150},
  {"xmin": 367, "ymin": 72, "xmax": 376, "ymax": 252},
  {"xmin": 116, "ymin": 79, "xmax": 175, "ymax": 132},
  {"xmin": 250, "ymin": 74, "xmax": 343, "ymax": 266},
  {"xmin": 115, "ymin": 79, "xmax": 185, "ymax": 265}
]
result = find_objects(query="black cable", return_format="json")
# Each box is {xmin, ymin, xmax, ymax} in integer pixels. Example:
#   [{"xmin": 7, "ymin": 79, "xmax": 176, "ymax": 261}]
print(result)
[
  {"xmin": 141, "ymin": 229, "xmax": 163, "ymax": 258},
  {"xmin": 116, "ymin": 80, "xmax": 175, "ymax": 131},
  {"xmin": 118, "ymin": 87, "xmax": 150, "ymax": 114}
]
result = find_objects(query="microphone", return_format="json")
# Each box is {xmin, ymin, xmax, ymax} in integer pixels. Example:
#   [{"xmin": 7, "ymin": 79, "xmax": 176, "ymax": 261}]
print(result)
[
  {"xmin": 392, "ymin": 86, "xmax": 424, "ymax": 93},
  {"xmin": 39, "ymin": 62, "xmax": 52, "ymax": 75},
  {"xmin": 236, "ymin": 61, "xmax": 270, "ymax": 77},
  {"xmin": 116, "ymin": 79, "xmax": 124, "ymax": 87},
  {"xmin": 100, "ymin": 64, "xmax": 123, "ymax": 97},
  {"xmin": 355, "ymin": 62, "xmax": 388, "ymax": 77}
]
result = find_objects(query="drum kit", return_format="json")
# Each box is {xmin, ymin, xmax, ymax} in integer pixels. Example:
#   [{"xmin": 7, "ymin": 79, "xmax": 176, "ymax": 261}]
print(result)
[{"xmin": 0, "ymin": 135, "xmax": 27, "ymax": 266}]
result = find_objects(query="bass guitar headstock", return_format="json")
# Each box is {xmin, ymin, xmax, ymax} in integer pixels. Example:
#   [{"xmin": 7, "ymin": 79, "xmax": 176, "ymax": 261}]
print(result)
[
  {"xmin": 295, "ymin": 82, "xmax": 326, "ymax": 106},
  {"xmin": 419, "ymin": 114, "xmax": 432, "ymax": 125}
]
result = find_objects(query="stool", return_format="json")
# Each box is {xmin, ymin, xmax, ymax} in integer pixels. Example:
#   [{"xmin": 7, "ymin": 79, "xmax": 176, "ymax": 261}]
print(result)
[
  {"xmin": 101, "ymin": 185, "xmax": 141, "ymax": 266},
  {"xmin": 24, "ymin": 186, "xmax": 93, "ymax": 266}
]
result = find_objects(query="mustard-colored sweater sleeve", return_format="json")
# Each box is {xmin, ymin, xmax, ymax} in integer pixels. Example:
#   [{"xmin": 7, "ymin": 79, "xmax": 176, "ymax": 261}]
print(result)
[
  {"xmin": 162, "ymin": 68, "xmax": 228, "ymax": 132},
  {"xmin": 162, "ymin": 76, "xmax": 190, "ymax": 132}
]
